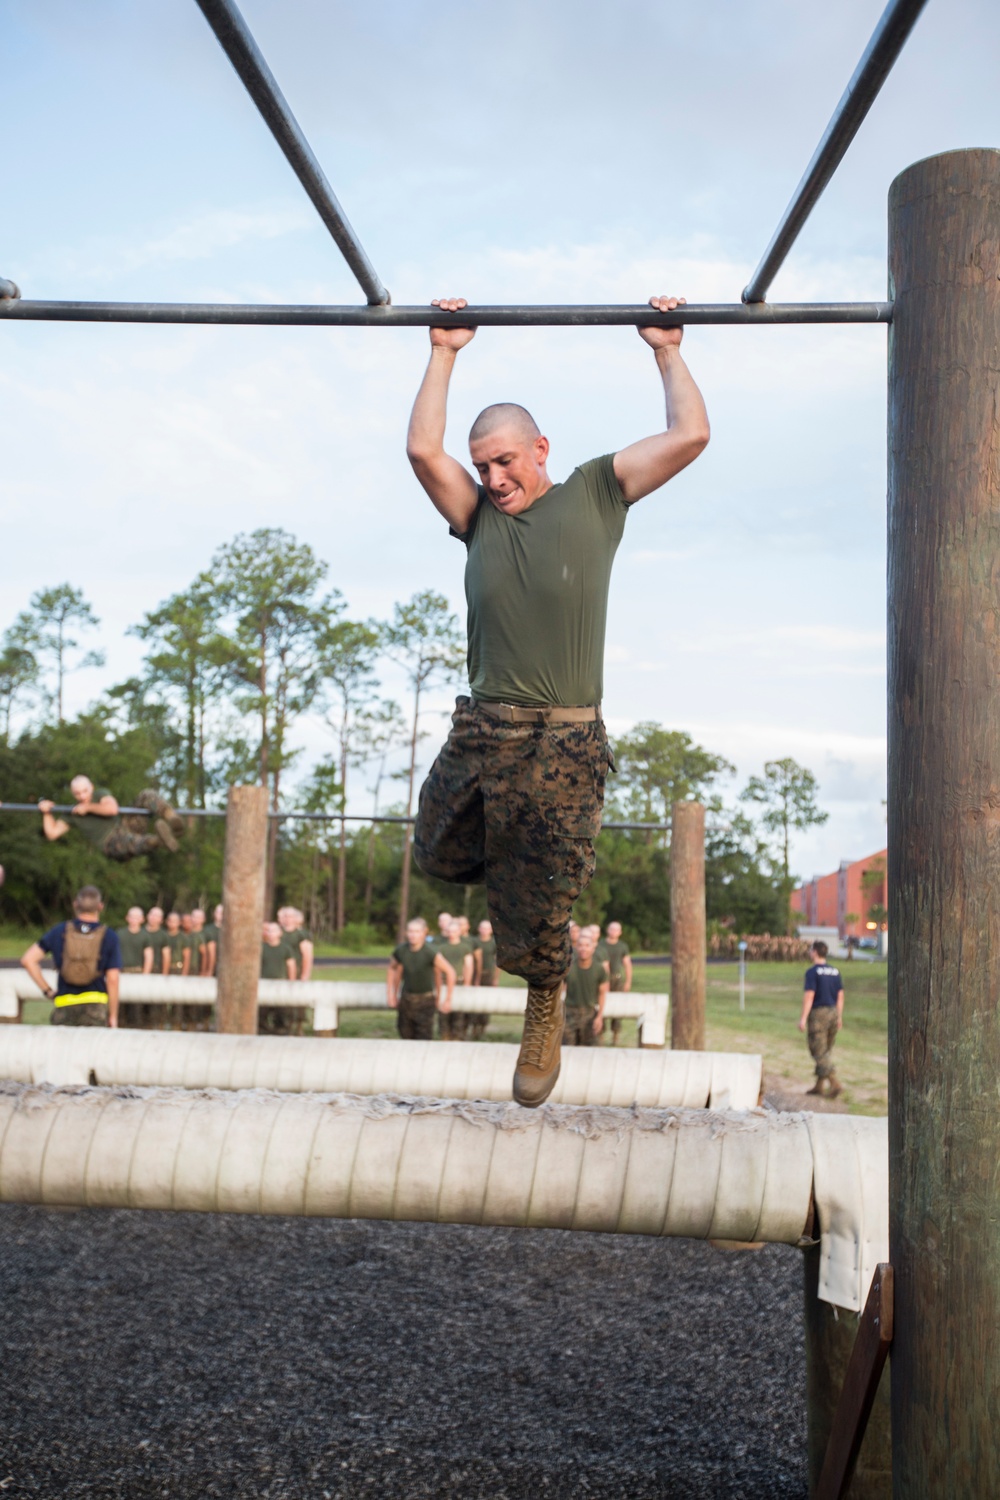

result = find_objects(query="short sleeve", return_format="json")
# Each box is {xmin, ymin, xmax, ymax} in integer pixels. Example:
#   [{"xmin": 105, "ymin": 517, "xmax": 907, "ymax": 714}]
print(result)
[
  {"xmin": 577, "ymin": 454, "xmax": 628, "ymax": 525},
  {"xmin": 38, "ymin": 924, "xmax": 61, "ymax": 956},
  {"xmin": 449, "ymin": 487, "xmax": 488, "ymax": 544},
  {"xmin": 622, "ymin": 943, "xmax": 631, "ymax": 958},
  {"xmin": 392, "ymin": 945, "xmax": 405, "ymax": 963},
  {"xmin": 104, "ymin": 930, "xmax": 123, "ymax": 970},
  {"xmin": 804, "ymin": 967, "xmax": 815, "ymax": 991}
]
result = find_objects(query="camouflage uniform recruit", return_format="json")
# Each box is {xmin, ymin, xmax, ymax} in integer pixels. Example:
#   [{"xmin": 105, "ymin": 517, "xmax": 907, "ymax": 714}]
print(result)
[
  {"xmin": 807, "ymin": 1008, "xmax": 840, "ymax": 1080},
  {"xmin": 101, "ymin": 790, "xmax": 181, "ymax": 861},
  {"xmin": 415, "ymin": 698, "xmax": 610, "ymax": 988}
]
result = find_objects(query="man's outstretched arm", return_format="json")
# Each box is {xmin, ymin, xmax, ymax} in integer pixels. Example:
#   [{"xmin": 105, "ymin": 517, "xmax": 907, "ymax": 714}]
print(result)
[
  {"xmin": 406, "ymin": 298, "xmax": 480, "ymax": 534},
  {"xmin": 613, "ymin": 295, "xmax": 710, "ymax": 504}
]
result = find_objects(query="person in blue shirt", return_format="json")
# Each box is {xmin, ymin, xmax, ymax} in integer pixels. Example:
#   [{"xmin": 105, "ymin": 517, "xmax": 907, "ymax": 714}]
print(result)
[
  {"xmin": 798, "ymin": 940, "xmax": 845, "ymax": 1098},
  {"xmin": 20, "ymin": 884, "xmax": 122, "ymax": 1028}
]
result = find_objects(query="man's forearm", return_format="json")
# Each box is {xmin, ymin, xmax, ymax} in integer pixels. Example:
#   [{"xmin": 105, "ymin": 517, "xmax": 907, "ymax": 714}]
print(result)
[
  {"xmin": 407, "ymin": 347, "xmax": 456, "ymax": 461},
  {"xmin": 105, "ymin": 972, "xmax": 120, "ymax": 1026},
  {"xmin": 21, "ymin": 957, "xmax": 50, "ymax": 994},
  {"xmin": 657, "ymin": 346, "xmax": 709, "ymax": 443}
]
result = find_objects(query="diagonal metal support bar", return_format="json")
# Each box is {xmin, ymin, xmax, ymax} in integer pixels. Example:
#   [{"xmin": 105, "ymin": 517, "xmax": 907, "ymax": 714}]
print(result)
[
  {"xmin": 193, "ymin": 0, "xmax": 389, "ymax": 306},
  {"xmin": 743, "ymin": 0, "xmax": 930, "ymax": 303},
  {"xmin": 0, "ymin": 300, "xmax": 892, "ymax": 327}
]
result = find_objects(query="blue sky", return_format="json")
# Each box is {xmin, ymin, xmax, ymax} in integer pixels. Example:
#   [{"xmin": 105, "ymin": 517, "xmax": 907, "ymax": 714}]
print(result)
[{"xmin": 3, "ymin": 0, "xmax": 998, "ymax": 882}]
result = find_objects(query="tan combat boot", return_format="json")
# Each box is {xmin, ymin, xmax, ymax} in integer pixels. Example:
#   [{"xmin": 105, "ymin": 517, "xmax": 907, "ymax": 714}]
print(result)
[
  {"xmin": 826, "ymin": 1074, "xmax": 844, "ymax": 1099},
  {"xmin": 805, "ymin": 1077, "xmax": 829, "ymax": 1097},
  {"xmin": 513, "ymin": 981, "xmax": 564, "ymax": 1107}
]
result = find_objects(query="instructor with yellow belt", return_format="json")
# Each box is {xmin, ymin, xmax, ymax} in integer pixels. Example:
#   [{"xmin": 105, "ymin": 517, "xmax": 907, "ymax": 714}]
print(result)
[
  {"xmin": 20, "ymin": 884, "xmax": 122, "ymax": 1027},
  {"xmin": 407, "ymin": 293, "xmax": 709, "ymax": 1106}
]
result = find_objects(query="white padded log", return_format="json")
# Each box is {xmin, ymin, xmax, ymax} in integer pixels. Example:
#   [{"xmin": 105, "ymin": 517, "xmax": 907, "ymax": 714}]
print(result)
[
  {"xmin": 0, "ymin": 975, "xmax": 670, "ymax": 1046},
  {"xmin": 0, "ymin": 1082, "xmax": 886, "ymax": 1310},
  {"xmin": 0, "ymin": 1028, "xmax": 761, "ymax": 1110}
]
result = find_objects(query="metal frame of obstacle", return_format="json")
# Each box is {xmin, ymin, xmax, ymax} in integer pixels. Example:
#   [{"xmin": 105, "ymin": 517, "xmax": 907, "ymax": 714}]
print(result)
[
  {"xmin": 0, "ymin": 0, "xmax": 925, "ymax": 325},
  {"xmin": 9, "ymin": 1, "xmax": 1000, "ymax": 1493}
]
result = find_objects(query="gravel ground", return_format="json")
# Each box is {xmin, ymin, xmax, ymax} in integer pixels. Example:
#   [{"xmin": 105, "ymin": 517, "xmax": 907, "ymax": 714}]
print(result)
[{"xmin": 0, "ymin": 1206, "xmax": 807, "ymax": 1499}]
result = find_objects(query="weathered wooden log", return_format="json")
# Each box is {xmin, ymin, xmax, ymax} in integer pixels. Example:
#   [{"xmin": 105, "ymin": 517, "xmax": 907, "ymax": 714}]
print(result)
[
  {"xmin": 671, "ymin": 801, "xmax": 706, "ymax": 1051},
  {"xmin": 216, "ymin": 785, "xmax": 268, "ymax": 1035},
  {"xmin": 888, "ymin": 146, "xmax": 1000, "ymax": 1496}
]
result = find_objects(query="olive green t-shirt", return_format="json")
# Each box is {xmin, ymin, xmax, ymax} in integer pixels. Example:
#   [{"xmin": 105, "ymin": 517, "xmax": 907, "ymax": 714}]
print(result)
[
  {"xmin": 144, "ymin": 927, "xmax": 169, "ymax": 968},
  {"xmin": 72, "ymin": 787, "xmax": 121, "ymax": 850},
  {"xmin": 477, "ymin": 937, "xmax": 497, "ymax": 977},
  {"xmin": 392, "ymin": 942, "xmax": 437, "ymax": 996},
  {"xmin": 604, "ymin": 938, "xmax": 631, "ymax": 978},
  {"xmin": 261, "ymin": 940, "xmax": 294, "ymax": 980},
  {"xmin": 454, "ymin": 455, "xmax": 628, "ymax": 707},
  {"xmin": 441, "ymin": 938, "xmax": 474, "ymax": 983},
  {"xmin": 164, "ymin": 931, "xmax": 191, "ymax": 972},
  {"xmin": 116, "ymin": 927, "xmax": 150, "ymax": 971},
  {"xmin": 565, "ymin": 959, "xmax": 605, "ymax": 1014}
]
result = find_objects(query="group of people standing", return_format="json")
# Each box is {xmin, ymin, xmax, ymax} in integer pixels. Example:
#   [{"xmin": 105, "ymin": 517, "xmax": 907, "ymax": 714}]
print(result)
[{"xmin": 387, "ymin": 911, "xmax": 632, "ymax": 1048}]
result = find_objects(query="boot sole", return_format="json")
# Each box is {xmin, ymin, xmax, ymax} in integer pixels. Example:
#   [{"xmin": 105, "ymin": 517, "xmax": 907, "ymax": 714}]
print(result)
[{"xmin": 512, "ymin": 1060, "xmax": 561, "ymax": 1109}]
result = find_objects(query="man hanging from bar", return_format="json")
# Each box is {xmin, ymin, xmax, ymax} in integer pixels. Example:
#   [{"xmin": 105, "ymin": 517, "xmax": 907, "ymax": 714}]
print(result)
[
  {"xmin": 38, "ymin": 775, "xmax": 184, "ymax": 861},
  {"xmin": 407, "ymin": 293, "xmax": 709, "ymax": 1106}
]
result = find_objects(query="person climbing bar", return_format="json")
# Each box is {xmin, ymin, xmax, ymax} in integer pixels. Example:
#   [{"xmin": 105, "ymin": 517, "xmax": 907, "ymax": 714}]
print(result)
[
  {"xmin": 407, "ymin": 293, "xmax": 709, "ymax": 1105},
  {"xmin": 37, "ymin": 776, "xmax": 184, "ymax": 861}
]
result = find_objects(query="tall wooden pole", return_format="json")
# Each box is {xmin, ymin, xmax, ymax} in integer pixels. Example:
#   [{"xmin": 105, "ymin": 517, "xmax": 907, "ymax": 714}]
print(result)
[
  {"xmin": 888, "ymin": 147, "xmax": 1000, "ymax": 1496},
  {"xmin": 670, "ymin": 800, "xmax": 705, "ymax": 1051},
  {"xmin": 216, "ymin": 784, "xmax": 268, "ymax": 1035}
]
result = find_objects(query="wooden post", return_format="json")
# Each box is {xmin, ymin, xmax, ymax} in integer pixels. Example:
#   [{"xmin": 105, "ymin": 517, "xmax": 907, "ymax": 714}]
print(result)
[
  {"xmin": 803, "ymin": 1247, "xmax": 891, "ymax": 1500},
  {"xmin": 888, "ymin": 147, "xmax": 1000, "ymax": 1495},
  {"xmin": 670, "ymin": 800, "xmax": 705, "ymax": 1051},
  {"xmin": 216, "ymin": 784, "xmax": 268, "ymax": 1035}
]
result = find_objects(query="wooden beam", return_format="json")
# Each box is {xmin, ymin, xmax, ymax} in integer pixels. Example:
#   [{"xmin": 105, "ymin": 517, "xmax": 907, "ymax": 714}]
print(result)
[
  {"xmin": 216, "ymin": 784, "xmax": 268, "ymax": 1034},
  {"xmin": 815, "ymin": 1264, "xmax": 893, "ymax": 1500},
  {"xmin": 887, "ymin": 147, "xmax": 1000, "ymax": 1494},
  {"xmin": 670, "ymin": 801, "xmax": 706, "ymax": 1051}
]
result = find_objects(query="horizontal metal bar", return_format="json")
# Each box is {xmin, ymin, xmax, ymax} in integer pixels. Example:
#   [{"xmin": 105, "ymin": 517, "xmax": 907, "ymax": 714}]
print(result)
[
  {"xmin": 0, "ymin": 300, "xmax": 893, "ymax": 327},
  {"xmin": 192, "ymin": 0, "xmax": 388, "ymax": 306},
  {"xmin": 0, "ymin": 802, "xmax": 669, "ymax": 833},
  {"xmin": 743, "ymin": 0, "xmax": 929, "ymax": 303}
]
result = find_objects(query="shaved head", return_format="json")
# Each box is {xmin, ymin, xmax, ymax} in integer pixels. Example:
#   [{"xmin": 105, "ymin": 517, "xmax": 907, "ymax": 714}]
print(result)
[{"xmin": 469, "ymin": 403, "xmax": 540, "ymax": 445}]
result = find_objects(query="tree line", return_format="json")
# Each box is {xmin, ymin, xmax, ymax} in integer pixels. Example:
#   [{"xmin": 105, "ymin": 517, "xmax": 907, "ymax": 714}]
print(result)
[{"xmin": 0, "ymin": 529, "xmax": 827, "ymax": 945}]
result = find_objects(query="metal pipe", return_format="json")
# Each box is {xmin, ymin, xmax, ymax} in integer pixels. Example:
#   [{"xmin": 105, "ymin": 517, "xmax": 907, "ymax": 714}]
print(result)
[
  {"xmin": 0, "ymin": 802, "xmax": 670, "ymax": 833},
  {"xmin": 192, "ymin": 0, "xmax": 388, "ymax": 306},
  {"xmin": 742, "ymin": 0, "xmax": 929, "ymax": 303},
  {"xmin": 0, "ymin": 299, "xmax": 892, "ymax": 327},
  {"xmin": 0, "ymin": 277, "xmax": 19, "ymax": 301}
]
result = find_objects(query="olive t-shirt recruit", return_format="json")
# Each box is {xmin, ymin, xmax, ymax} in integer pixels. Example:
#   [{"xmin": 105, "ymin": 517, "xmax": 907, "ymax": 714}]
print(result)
[{"xmin": 454, "ymin": 455, "xmax": 628, "ymax": 707}]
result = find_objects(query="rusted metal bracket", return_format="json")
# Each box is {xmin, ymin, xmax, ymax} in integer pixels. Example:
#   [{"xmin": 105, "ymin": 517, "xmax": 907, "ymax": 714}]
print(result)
[{"xmin": 815, "ymin": 1262, "xmax": 893, "ymax": 1500}]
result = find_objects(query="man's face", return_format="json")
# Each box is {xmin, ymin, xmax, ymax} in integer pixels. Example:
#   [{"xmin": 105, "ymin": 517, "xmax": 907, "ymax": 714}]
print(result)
[
  {"xmin": 569, "ymin": 923, "xmax": 580, "ymax": 945},
  {"xmin": 191, "ymin": 909, "xmax": 205, "ymax": 931},
  {"xmin": 607, "ymin": 923, "xmax": 622, "ymax": 943},
  {"xmin": 407, "ymin": 921, "xmax": 427, "ymax": 948},
  {"xmin": 458, "ymin": 916, "xmax": 470, "ymax": 936},
  {"xmin": 71, "ymin": 778, "xmax": 93, "ymax": 805},
  {"xmin": 576, "ymin": 932, "xmax": 597, "ymax": 962},
  {"xmin": 264, "ymin": 922, "xmax": 281, "ymax": 945},
  {"xmin": 277, "ymin": 909, "xmax": 295, "ymax": 932},
  {"xmin": 586, "ymin": 925, "xmax": 601, "ymax": 943},
  {"xmin": 437, "ymin": 912, "xmax": 451, "ymax": 935},
  {"xmin": 214, "ymin": 906, "xmax": 223, "ymax": 923},
  {"xmin": 166, "ymin": 914, "xmax": 180, "ymax": 934},
  {"xmin": 478, "ymin": 921, "xmax": 492, "ymax": 940},
  {"xmin": 147, "ymin": 907, "xmax": 163, "ymax": 930},
  {"xmin": 181, "ymin": 915, "xmax": 193, "ymax": 933},
  {"xmin": 127, "ymin": 907, "xmax": 144, "ymax": 930},
  {"xmin": 469, "ymin": 427, "xmax": 550, "ymax": 516},
  {"xmin": 447, "ymin": 919, "xmax": 463, "ymax": 943}
]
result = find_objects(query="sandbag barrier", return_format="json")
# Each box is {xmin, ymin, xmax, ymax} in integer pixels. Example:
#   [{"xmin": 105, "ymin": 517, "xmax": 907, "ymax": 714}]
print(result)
[
  {"xmin": 0, "ymin": 975, "xmax": 669, "ymax": 1047},
  {"xmin": 0, "ymin": 1027, "xmax": 760, "ymax": 1110},
  {"xmin": 0, "ymin": 1082, "xmax": 886, "ymax": 1313}
]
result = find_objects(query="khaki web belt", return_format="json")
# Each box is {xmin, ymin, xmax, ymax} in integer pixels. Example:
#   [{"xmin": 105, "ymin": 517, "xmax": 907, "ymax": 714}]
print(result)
[{"xmin": 474, "ymin": 700, "xmax": 599, "ymax": 725}]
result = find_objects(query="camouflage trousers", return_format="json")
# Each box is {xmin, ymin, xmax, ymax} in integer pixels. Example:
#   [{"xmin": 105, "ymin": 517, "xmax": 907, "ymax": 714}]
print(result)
[
  {"xmin": 102, "ymin": 790, "xmax": 175, "ymax": 862},
  {"xmin": 608, "ymin": 972, "xmax": 625, "ymax": 1039},
  {"xmin": 414, "ymin": 698, "xmax": 610, "ymax": 989},
  {"xmin": 51, "ymin": 1002, "xmax": 108, "ymax": 1027},
  {"xmin": 398, "ymin": 991, "xmax": 436, "ymax": 1041},
  {"xmin": 563, "ymin": 1007, "xmax": 599, "ymax": 1047},
  {"xmin": 807, "ymin": 1007, "xmax": 840, "ymax": 1078}
]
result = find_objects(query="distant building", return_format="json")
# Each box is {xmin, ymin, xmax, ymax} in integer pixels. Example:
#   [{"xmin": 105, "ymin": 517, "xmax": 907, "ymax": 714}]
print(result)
[{"xmin": 791, "ymin": 848, "xmax": 887, "ymax": 939}]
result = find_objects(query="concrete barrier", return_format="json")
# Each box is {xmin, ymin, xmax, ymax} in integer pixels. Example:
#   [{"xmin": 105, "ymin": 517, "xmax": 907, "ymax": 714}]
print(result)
[
  {"xmin": 0, "ymin": 974, "xmax": 670, "ymax": 1046},
  {"xmin": 0, "ymin": 1081, "xmax": 887, "ymax": 1312},
  {"xmin": 0, "ymin": 1027, "xmax": 760, "ymax": 1109}
]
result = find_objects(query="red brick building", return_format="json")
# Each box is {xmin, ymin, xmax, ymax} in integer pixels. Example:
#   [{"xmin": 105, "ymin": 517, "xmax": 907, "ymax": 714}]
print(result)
[{"xmin": 791, "ymin": 848, "xmax": 887, "ymax": 938}]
